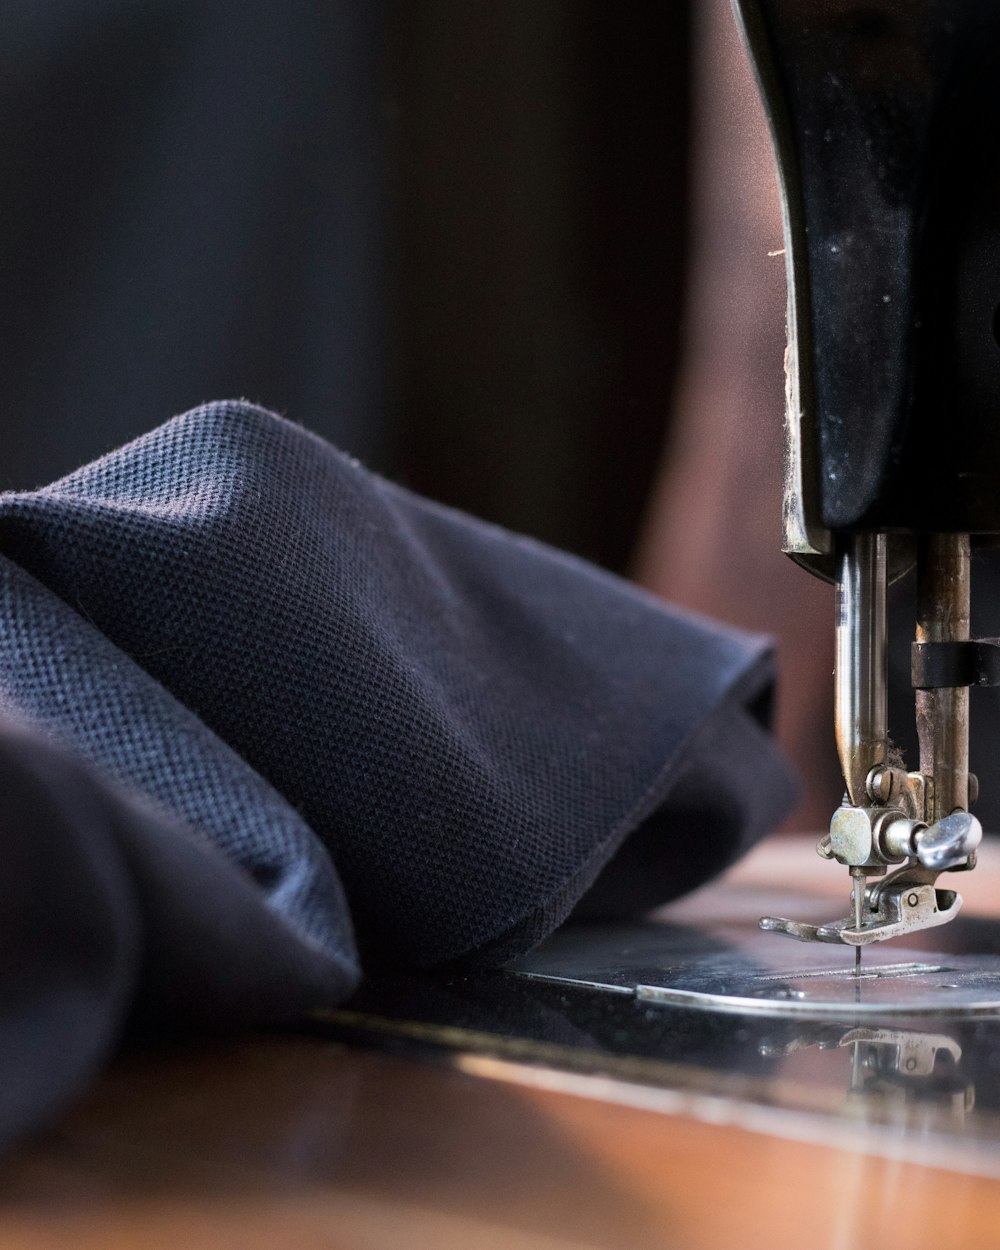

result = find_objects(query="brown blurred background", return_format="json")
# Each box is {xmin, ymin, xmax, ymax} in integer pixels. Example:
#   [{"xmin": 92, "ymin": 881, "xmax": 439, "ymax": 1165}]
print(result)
[{"xmin": 0, "ymin": 0, "xmax": 842, "ymax": 828}]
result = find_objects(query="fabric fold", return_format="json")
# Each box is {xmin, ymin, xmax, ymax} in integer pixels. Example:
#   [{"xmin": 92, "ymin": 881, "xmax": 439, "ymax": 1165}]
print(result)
[
  {"xmin": 0, "ymin": 400, "xmax": 798, "ymax": 1146},
  {"xmin": 0, "ymin": 716, "xmax": 358, "ymax": 1153},
  {"xmin": 0, "ymin": 401, "xmax": 797, "ymax": 975}
]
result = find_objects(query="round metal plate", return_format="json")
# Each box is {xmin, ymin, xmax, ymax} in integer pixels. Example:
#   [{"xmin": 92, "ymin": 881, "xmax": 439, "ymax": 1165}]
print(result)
[
  {"xmin": 636, "ymin": 954, "xmax": 1000, "ymax": 1018},
  {"xmin": 512, "ymin": 924, "xmax": 1000, "ymax": 1020}
]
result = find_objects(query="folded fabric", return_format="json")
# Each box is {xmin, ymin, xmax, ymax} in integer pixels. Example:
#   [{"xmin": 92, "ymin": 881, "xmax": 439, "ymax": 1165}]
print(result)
[
  {"xmin": 0, "ymin": 715, "xmax": 356, "ymax": 1152},
  {"xmin": 0, "ymin": 401, "xmax": 797, "ymax": 1146}
]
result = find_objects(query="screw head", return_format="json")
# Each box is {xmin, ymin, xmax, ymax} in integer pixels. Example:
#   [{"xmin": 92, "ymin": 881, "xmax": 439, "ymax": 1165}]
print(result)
[{"xmin": 866, "ymin": 765, "xmax": 894, "ymax": 804}]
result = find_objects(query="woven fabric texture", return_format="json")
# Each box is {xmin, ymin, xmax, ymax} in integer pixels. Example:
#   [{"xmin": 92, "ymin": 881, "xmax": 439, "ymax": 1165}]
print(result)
[{"xmin": 0, "ymin": 401, "xmax": 796, "ymax": 1141}]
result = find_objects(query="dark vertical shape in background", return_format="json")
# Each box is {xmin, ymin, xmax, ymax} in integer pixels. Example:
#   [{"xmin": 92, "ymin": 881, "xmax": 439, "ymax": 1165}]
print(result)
[
  {"xmin": 390, "ymin": 1, "xmax": 692, "ymax": 571},
  {"xmin": 0, "ymin": 1, "xmax": 391, "ymax": 489},
  {"xmin": 2, "ymin": 0, "xmax": 692, "ymax": 575}
]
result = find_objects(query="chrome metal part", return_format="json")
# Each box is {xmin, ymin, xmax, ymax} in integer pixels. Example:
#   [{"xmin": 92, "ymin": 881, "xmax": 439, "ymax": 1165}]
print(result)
[
  {"xmin": 852, "ymin": 870, "xmax": 865, "ymax": 974},
  {"xmin": 870, "ymin": 766, "xmax": 929, "ymax": 824},
  {"xmin": 829, "ymin": 806, "xmax": 879, "ymax": 866},
  {"xmin": 757, "ymin": 1024, "xmax": 962, "ymax": 1075},
  {"xmin": 877, "ymin": 812, "xmax": 925, "ymax": 864},
  {"xmin": 835, "ymin": 533, "xmax": 888, "ymax": 808},
  {"xmin": 633, "ymin": 955, "xmax": 1000, "ymax": 1018},
  {"xmin": 761, "ymin": 865, "xmax": 963, "ymax": 947},
  {"xmin": 915, "ymin": 811, "xmax": 982, "ymax": 872},
  {"xmin": 759, "ymin": 915, "xmax": 851, "ymax": 945},
  {"xmin": 839, "ymin": 1027, "xmax": 962, "ymax": 1078},
  {"xmin": 824, "ymin": 805, "xmax": 981, "ymax": 874},
  {"xmin": 508, "ymin": 914, "xmax": 1000, "ymax": 1018},
  {"xmin": 763, "ymin": 531, "xmax": 980, "ymax": 954},
  {"xmin": 518, "ymin": 947, "xmax": 1000, "ymax": 1019},
  {"xmin": 838, "ymin": 1027, "xmax": 975, "ymax": 1127},
  {"xmin": 866, "ymin": 764, "xmax": 903, "ymax": 805}
]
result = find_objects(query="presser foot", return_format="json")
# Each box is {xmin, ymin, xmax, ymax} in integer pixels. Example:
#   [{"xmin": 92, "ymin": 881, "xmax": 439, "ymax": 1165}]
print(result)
[
  {"xmin": 760, "ymin": 866, "xmax": 963, "ymax": 947},
  {"xmin": 761, "ymin": 803, "xmax": 981, "ymax": 949}
]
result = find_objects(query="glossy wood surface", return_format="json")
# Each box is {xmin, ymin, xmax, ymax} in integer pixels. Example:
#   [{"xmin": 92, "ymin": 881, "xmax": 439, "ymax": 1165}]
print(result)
[
  {"xmin": 4, "ymin": 836, "xmax": 1000, "ymax": 1250},
  {"xmin": 4, "ymin": 1039, "xmax": 1000, "ymax": 1250}
]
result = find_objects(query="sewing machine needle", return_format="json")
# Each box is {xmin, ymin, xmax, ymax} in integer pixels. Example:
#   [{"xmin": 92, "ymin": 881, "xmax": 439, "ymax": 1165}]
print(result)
[{"xmin": 852, "ymin": 870, "xmax": 864, "ymax": 977}]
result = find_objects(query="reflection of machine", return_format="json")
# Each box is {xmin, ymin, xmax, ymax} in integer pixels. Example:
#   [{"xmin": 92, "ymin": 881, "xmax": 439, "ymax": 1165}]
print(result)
[
  {"xmin": 761, "ymin": 1024, "xmax": 973, "ymax": 1129},
  {"xmin": 731, "ymin": 1, "xmax": 1000, "ymax": 958},
  {"xmin": 841, "ymin": 1027, "xmax": 973, "ymax": 1124}
]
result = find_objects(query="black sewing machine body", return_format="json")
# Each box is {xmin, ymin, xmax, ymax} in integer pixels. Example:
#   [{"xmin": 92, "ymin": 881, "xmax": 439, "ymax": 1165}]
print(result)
[
  {"xmin": 737, "ymin": 0, "xmax": 1000, "ymax": 557},
  {"xmin": 722, "ymin": 0, "xmax": 1000, "ymax": 960}
]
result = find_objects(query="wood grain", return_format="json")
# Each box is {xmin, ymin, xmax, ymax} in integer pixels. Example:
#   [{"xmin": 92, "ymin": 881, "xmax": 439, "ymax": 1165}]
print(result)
[{"xmin": 2, "ymin": 1039, "xmax": 999, "ymax": 1250}]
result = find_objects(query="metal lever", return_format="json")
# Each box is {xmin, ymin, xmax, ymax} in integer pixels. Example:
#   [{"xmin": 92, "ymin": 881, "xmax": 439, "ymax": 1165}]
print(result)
[{"xmin": 914, "ymin": 811, "xmax": 982, "ymax": 871}]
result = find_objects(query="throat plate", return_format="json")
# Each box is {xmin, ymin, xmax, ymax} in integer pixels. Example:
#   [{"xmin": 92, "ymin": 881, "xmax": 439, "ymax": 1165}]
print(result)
[{"xmin": 508, "ymin": 923, "xmax": 1000, "ymax": 1019}]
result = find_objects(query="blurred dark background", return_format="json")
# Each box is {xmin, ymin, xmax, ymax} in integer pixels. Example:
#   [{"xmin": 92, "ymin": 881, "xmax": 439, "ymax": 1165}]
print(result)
[
  {"xmin": 1, "ymin": 0, "xmax": 692, "ymax": 575},
  {"xmin": 18, "ymin": 0, "xmax": 935, "ymax": 832},
  {"xmin": 9, "ymin": 0, "xmax": 1000, "ymax": 839}
]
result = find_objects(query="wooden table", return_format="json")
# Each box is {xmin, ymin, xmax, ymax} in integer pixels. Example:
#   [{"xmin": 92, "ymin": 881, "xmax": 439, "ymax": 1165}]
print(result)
[{"xmin": 4, "ymin": 837, "xmax": 1000, "ymax": 1250}]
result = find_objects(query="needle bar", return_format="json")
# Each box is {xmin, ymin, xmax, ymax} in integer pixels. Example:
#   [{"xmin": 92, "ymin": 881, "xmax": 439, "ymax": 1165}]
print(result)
[{"xmin": 834, "ymin": 534, "xmax": 888, "ymax": 807}]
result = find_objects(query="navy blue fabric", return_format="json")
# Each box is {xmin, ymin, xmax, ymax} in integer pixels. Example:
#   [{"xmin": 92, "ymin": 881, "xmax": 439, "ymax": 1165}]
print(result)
[
  {"xmin": 0, "ymin": 401, "xmax": 796, "ymax": 1143},
  {"xmin": 0, "ymin": 715, "xmax": 355, "ymax": 1151}
]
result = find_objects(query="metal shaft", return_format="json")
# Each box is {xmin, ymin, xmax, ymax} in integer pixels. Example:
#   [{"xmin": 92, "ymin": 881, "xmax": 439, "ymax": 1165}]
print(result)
[
  {"xmin": 916, "ymin": 534, "xmax": 971, "ymax": 821},
  {"xmin": 835, "ymin": 533, "xmax": 888, "ymax": 806},
  {"xmin": 852, "ymin": 869, "xmax": 864, "ymax": 977}
]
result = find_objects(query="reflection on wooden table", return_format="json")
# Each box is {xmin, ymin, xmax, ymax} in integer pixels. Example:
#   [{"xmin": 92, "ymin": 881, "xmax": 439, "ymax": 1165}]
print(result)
[{"xmin": 3, "ymin": 835, "xmax": 1000, "ymax": 1250}]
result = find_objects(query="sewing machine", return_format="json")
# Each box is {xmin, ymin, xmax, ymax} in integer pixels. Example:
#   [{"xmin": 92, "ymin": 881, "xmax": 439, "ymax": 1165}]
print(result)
[{"xmin": 725, "ymin": 0, "xmax": 1000, "ymax": 966}]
